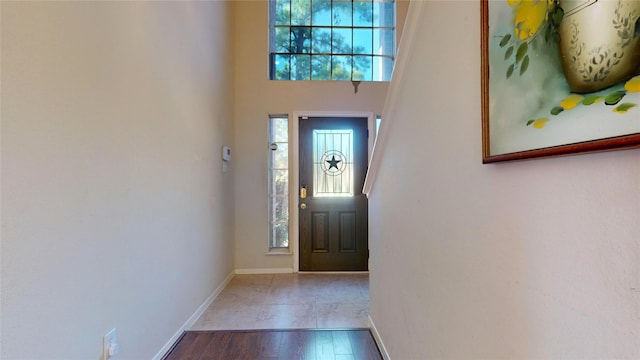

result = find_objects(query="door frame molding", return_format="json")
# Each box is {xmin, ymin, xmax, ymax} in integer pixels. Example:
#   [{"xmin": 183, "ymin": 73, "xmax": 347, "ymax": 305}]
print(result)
[{"xmin": 291, "ymin": 111, "xmax": 376, "ymax": 273}]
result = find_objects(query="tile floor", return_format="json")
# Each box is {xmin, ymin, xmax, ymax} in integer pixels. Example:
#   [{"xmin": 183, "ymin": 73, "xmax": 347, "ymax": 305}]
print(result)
[{"xmin": 191, "ymin": 273, "xmax": 370, "ymax": 330}]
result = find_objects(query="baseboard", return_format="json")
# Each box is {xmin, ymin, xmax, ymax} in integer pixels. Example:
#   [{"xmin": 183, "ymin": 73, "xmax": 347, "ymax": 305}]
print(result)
[
  {"xmin": 234, "ymin": 268, "xmax": 367, "ymax": 275},
  {"xmin": 152, "ymin": 270, "xmax": 235, "ymax": 360},
  {"xmin": 235, "ymin": 268, "xmax": 294, "ymax": 274},
  {"xmin": 369, "ymin": 315, "xmax": 390, "ymax": 360},
  {"xmin": 299, "ymin": 271, "xmax": 369, "ymax": 274}
]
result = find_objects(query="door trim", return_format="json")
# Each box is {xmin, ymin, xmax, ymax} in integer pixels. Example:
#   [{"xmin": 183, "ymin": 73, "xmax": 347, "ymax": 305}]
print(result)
[{"xmin": 291, "ymin": 111, "xmax": 375, "ymax": 273}]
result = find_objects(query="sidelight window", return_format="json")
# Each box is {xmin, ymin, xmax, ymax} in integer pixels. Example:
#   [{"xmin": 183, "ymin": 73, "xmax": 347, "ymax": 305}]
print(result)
[{"xmin": 268, "ymin": 116, "xmax": 290, "ymax": 250}]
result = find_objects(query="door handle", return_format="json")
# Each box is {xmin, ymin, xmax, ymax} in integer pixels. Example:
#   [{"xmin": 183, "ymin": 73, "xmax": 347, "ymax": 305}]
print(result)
[
  {"xmin": 300, "ymin": 185, "xmax": 307, "ymax": 199},
  {"xmin": 300, "ymin": 203, "xmax": 307, "ymax": 210}
]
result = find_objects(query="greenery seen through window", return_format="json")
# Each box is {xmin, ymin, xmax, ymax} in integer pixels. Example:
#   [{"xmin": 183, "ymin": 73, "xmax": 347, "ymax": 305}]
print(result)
[{"xmin": 269, "ymin": 0, "xmax": 395, "ymax": 81}]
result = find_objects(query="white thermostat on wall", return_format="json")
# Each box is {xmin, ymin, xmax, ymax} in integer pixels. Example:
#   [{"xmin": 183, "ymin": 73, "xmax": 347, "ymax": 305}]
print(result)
[{"xmin": 222, "ymin": 146, "xmax": 232, "ymax": 161}]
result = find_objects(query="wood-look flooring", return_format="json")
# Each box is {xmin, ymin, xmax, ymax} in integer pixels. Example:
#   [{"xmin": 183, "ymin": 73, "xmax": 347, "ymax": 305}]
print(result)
[{"xmin": 162, "ymin": 329, "xmax": 383, "ymax": 360}]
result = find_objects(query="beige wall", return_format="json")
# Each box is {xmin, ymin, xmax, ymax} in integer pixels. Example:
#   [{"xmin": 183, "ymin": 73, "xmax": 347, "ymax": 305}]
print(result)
[
  {"xmin": 232, "ymin": 0, "xmax": 408, "ymax": 271},
  {"xmin": 1, "ymin": 2, "xmax": 235, "ymax": 359},
  {"xmin": 369, "ymin": 1, "xmax": 640, "ymax": 359}
]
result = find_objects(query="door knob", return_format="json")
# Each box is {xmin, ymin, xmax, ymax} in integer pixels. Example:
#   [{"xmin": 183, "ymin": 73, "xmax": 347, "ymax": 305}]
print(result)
[{"xmin": 300, "ymin": 203, "xmax": 307, "ymax": 210}]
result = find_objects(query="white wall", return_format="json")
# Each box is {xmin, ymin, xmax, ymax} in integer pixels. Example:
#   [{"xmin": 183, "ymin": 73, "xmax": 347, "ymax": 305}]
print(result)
[
  {"xmin": 232, "ymin": 1, "xmax": 408, "ymax": 272},
  {"xmin": 1, "ymin": 2, "xmax": 235, "ymax": 359},
  {"xmin": 369, "ymin": 1, "xmax": 640, "ymax": 359}
]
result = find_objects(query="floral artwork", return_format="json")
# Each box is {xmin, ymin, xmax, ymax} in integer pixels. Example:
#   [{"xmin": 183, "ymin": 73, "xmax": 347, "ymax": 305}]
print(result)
[{"xmin": 481, "ymin": 0, "xmax": 640, "ymax": 162}]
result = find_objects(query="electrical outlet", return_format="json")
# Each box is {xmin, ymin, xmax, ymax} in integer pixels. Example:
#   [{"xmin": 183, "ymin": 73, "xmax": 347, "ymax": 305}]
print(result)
[{"xmin": 102, "ymin": 328, "xmax": 119, "ymax": 360}]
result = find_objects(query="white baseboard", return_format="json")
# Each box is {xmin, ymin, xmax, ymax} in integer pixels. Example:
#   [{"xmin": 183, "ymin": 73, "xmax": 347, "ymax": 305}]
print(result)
[
  {"xmin": 235, "ymin": 268, "xmax": 293, "ymax": 274},
  {"xmin": 299, "ymin": 271, "xmax": 369, "ymax": 274},
  {"xmin": 152, "ymin": 270, "xmax": 235, "ymax": 360},
  {"xmin": 369, "ymin": 315, "xmax": 390, "ymax": 360}
]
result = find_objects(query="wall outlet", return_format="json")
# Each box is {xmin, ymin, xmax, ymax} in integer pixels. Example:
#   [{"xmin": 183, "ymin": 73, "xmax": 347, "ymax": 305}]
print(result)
[{"xmin": 102, "ymin": 328, "xmax": 119, "ymax": 360}]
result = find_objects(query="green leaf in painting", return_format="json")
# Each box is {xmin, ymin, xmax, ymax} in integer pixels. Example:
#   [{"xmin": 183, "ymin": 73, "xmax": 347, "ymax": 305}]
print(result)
[
  {"xmin": 500, "ymin": 33, "xmax": 511, "ymax": 47},
  {"xmin": 504, "ymin": 46, "xmax": 514, "ymax": 60},
  {"xmin": 516, "ymin": 42, "xmax": 528, "ymax": 64},
  {"xmin": 551, "ymin": 6, "xmax": 564, "ymax": 27},
  {"xmin": 506, "ymin": 64, "xmax": 515, "ymax": 79},
  {"xmin": 520, "ymin": 55, "xmax": 529, "ymax": 75},
  {"xmin": 526, "ymin": 119, "xmax": 535, "ymax": 126},
  {"xmin": 604, "ymin": 90, "xmax": 626, "ymax": 105},
  {"xmin": 544, "ymin": 25, "xmax": 552, "ymax": 42},
  {"xmin": 582, "ymin": 94, "xmax": 602, "ymax": 105},
  {"xmin": 613, "ymin": 102, "xmax": 637, "ymax": 113},
  {"xmin": 550, "ymin": 106, "xmax": 564, "ymax": 115}
]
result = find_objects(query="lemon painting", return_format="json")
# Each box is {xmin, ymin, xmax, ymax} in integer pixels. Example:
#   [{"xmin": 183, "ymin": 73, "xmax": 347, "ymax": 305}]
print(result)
[{"xmin": 486, "ymin": 0, "xmax": 640, "ymax": 157}]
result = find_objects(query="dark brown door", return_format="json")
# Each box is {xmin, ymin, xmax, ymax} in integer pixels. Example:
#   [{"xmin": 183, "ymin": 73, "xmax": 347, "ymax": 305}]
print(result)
[{"xmin": 299, "ymin": 117, "xmax": 368, "ymax": 271}]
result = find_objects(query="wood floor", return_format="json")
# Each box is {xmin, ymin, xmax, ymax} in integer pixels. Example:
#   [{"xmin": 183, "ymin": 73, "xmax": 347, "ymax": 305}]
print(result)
[{"xmin": 162, "ymin": 329, "xmax": 383, "ymax": 360}]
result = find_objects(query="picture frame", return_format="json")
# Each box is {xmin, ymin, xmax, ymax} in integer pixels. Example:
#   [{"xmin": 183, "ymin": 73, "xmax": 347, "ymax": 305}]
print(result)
[{"xmin": 481, "ymin": 0, "xmax": 640, "ymax": 163}]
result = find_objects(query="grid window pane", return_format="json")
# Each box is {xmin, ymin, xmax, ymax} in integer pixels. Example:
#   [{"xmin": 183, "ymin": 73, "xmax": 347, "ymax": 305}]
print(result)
[
  {"xmin": 274, "ymin": 0, "xmax": 291, "ymax": 25},
  {"xmin": 272, "ymin": 118, "xmax": 288, "ymax": 142},
  {"xmin": 272, "ymin": 144, "xmax": 289, "ymax": 168},
  {"xmin": 373, "ymin": 56, "xmax": 393, "ymax": 81},
  {"xmin": 292, "ymin": 55, "xmax": 311, "ymax": 80},
  {"xmin": 291, "ymin": 0, "xmax": 311, "ymax": 25},
  {"xmin": 353, "ymin": 28, "xmax": 372, "ymax": 54},
  {"xmin": 312, "ymin": 55, "xmax": 331, "ymax": 80},
  {"xmin": 373, "ymin": 28, "xmax": 393, "ymax": 55},
  {"xmin": 272, "ymin": 169, "xmax": 289, "ymax": 196},
  {"xmin": 373, "ymin": 0, "xmax": 394, "ymax": 27},
  {"xmin": 332, "ymin": 28, "xmax": 352, "ymax": 54},
  {"xmin": 332, "ymin": 0, "xmax": 353, "ymax": 26},
  {"xmin": 291, "ymin": 27, "xmax": 311, "ymax": 53},
  {"xmin": 275, "ymin": 27, "xmax": 290, "ymax": 52},
  {"xmin": 273, "ymin": 223, "xmax": 289, "ymax": 248},
  {"xmin": 274, "ymin": 54, "xmax": 291, "ymax": 80},
  {"xmin": 312, "ymin": 0, "xmax": 331, "ymax": 26},
  {"xmin": 312, "ymin": 27, "xmax": 331, "ymax": 53},
  {"xmin": 353, "ymin": 55, "xmax": 373, "ymax": 81},
  {"xmin": 332, "ymin": 55, "xmax": 352, "ymax": 80},
  {"xmin": 354, "ymin": 0, "xmax": 373, "ymax": 26},
  {"xmin": 273, "ymin": 196, "xmax": 289, "ymax": 222}
]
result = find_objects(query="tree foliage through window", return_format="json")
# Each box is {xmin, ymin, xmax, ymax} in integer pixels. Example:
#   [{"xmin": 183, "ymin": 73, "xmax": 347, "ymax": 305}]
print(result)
[
  {"xmin": 269, "ymin": 0, "xmax": 395, "ymax": 81},
  {"xmin": 269, "ymin": 116, "xmax": 289, "ymax": 250}
]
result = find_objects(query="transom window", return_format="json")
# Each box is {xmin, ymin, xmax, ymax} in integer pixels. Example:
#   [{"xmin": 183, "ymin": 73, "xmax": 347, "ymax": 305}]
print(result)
[{"xmin": 269, "ymin": 0, "xmax": 395, "ymax": 81}]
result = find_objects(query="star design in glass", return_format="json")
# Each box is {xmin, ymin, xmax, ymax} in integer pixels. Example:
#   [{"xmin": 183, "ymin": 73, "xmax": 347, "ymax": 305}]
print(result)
[{"xmin": 326, "ymin": 155, "xmax": 342, "ymax": 170}]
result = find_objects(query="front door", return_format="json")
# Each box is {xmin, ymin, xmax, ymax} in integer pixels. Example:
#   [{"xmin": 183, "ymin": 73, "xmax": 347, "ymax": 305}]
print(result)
[{"xmin": 299, "ymin": 117, "xmax": 368, "ymax": 271}]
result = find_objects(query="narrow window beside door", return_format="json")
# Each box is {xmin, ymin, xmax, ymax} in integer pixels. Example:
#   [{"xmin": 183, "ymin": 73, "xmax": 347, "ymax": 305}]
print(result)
[{"xmin": 269, "ymin": 116, "xmax": 290, "ymax": 251}]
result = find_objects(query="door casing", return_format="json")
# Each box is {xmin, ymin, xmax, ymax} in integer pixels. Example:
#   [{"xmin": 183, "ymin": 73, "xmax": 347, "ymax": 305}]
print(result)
[{"xmin": 291, "ymin": 111, "xmax": 376, "ymax": 272}]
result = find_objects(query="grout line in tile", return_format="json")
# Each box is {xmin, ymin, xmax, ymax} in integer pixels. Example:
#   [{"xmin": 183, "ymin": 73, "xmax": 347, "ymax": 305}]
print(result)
[{"xmin": 314, "ymin": 295, "xmax": 318, "ymax": 329}]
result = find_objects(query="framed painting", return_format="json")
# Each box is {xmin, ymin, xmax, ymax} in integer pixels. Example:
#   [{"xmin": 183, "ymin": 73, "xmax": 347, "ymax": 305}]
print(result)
[{"xmin": 481, "ymin": 0, "xmax": 640, "ymax": 163}]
